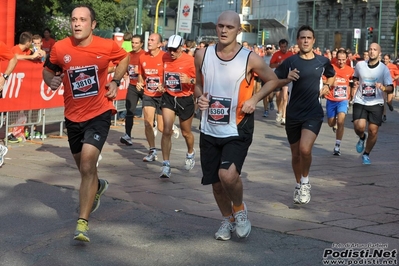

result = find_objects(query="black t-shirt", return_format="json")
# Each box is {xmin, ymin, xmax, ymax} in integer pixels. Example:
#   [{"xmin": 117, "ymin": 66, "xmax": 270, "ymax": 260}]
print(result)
[{"xmin": 274, "ymin": 54, "xmax": 335, "ymax": 120}]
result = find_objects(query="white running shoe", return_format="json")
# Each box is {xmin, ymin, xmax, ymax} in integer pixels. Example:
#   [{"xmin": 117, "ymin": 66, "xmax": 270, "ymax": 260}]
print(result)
[
  {"xmin": 298, "ymin": 183, "xmax": 311, "ymax": 204},
  {"xmin": 215, "ymin": 219, "xmax": 236, "ymax": 241},
  {"xmin": 184, "ymin": 149, "xmax": 195, "ymax": 170},
  {"xmin": 234, "ymin": 202, "xmax": 251, "ymax": 238},
  {"xmin": 160, "ymin": 162, "xmax": 171, "ymax": 178},
  {"xmin": 120, "ymin": 134, "xmax": 133, "ymax": 146},
  {"xmin": 143, "ymin": 149, "xmax": 157, "ymax": 162},
  {"xmin": 276, "ymin": 112, "xmax": 282, "ymax": 123},
  {"xmin": 293, "ymin": 187, "xmax": 301, "ymax": 204},
  {"xmin": 153, "ymin": 123, "xmax": 158, "ymax": 137},
  {"xmin": 172, "ymin": 124, "xmax": 180, "ymax": 139}
]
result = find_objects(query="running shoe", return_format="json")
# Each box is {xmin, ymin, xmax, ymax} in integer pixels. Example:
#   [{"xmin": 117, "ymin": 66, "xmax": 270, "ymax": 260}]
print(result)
[
  {"xmin": 281, "ymin": 118, "xmax": 286, "ymax": 126},
  {"xmin": 172, "ymin": 124, "xmax": 180, "ymax": 139},
  {"xmin": 332, "ymin": 126, "xmax": 337, "ymax": 133},
  {"xmin": 333, "ymin": 145, "xmax": 341, "ymax": 156},
  {"xmin": 7, "ymin": 134, "xmax": 19, "ymax": 143},
  {"xmin": 362, "ymin": 154, "xmax": 371, "ymax": 165},
  {"xmin": 184, "ymin": 149, "xmax": 195, "ymax": 170},
  {"xmin": 269, "ymin": 101, "xmax": 274, "ymax": 111},
  {"xmin": 356, "ymin": 134, "xmax": 366, "ymax": 153},
  {"xmin": 387, "ymin": 102, "xmax": 394, "ymax": 112},
  {"xmin": 298, "ymin": 183, "xmax": 311, "ymax": 204},
  {"xmin": 215, "ymin": 219, "xmax": 236, "ymax": 241},
  {"xmin": 160, "ymin": 162, "xmax": 171, "ymax": 178},
  {"xmin": 91, "ymin": 179, "xmax": 109, "ymax": 213},
  {"xmin": 293, "ymin": 186, "xmax": 301, "ymax": 204},
  {"xmin": 276, "ymin": 112, "xmax": 282, "ymax": 122},
  {"xmin": 153, "ymin": 121, "xmax": 158, "ymax": 137},
  {"xmin": 143, "ymin": 149, "xmax": 157, "ymax": 162},
  {"xmin": 263, "ymin": 110, "xmax": 269, "ymax": 117},
  {"xmin": 0, "ymin": 145, "xmax": 8, "ymax": 167},
  {"xmin": 234, "ymin": 202, "xmax": 251, "ymax": 238},
  {"xmin": 74, "ymin": 219, "xmax": 90, "ymax": 242},
  {"xmin": 120, "ymin": 134, "xmax": 133, "ymax": 146}
]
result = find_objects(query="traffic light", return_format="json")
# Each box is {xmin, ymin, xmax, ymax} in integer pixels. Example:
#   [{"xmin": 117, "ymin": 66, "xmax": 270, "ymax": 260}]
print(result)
[
  {"xmin": 353, "ymin": 38, "xmax": 356, "ymax": 48},
  {"xmin": 367, "ymin": 27, "xmax": 373, "ymax": 40}
]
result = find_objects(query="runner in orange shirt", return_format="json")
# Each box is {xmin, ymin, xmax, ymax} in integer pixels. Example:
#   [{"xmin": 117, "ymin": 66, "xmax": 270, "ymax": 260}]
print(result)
[
  {"xmin": 269, "ymin": 39, "xmax": 293, "ymax": 125},
  {"xmin": 159, "ymin": 35, "xmax": 196, "ymax": 178},
  {"xmin": 119, "ymin": 34, "xmax": 146, "ymax": 146},
  {"xmin": 325, "ymin": 49, "xmax": 354, "ymax": 156},
  {"xmin": 137, "ymin": 33, "xmax": 166, "ymax": 162},
  {"xmin": 382, "ymin": 54, "xmax": 398, "ymax": 121},
  {"xmin": 42, "ymin": 4, "xmax": 129, "ymax": 242}
]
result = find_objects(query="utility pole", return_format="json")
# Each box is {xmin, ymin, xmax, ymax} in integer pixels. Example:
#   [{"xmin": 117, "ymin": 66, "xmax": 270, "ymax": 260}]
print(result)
[{"xmin": 137, "ymin": 0, "xmax": 143, "ymax": 35}]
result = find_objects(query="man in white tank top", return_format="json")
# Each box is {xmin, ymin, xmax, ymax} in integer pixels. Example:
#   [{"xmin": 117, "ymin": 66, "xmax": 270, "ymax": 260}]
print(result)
[{"xmin": 194, "ymin": 10, "xmax": 296, "ymax": 241}]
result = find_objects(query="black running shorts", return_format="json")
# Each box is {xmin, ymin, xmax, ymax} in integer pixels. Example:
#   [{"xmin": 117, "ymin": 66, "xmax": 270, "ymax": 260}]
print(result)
[{"xmin": 65, "ymin": 110, "xmax": 112, "ymax": 154}]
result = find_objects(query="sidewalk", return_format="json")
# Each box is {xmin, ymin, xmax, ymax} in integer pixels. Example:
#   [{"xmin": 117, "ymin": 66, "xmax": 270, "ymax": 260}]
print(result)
[{"xmin": 1, "ymin": 99, "xmax": 398, "ymax": 265}]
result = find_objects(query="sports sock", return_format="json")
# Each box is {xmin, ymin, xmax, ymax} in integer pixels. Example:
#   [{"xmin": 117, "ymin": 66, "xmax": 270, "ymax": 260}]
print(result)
[
  {"xmin": 78, "ymin": 218, "xmax": 88, "ymax": 223},
  {"xmin": 296, "ymin": 183, "xmax": 301, "ymax": 189},
  {"xmin": 335, "ymin": 140, "xmax": 341, "ymax": 146},
  {"xmin": 232, "ymin": 203, "xmax": 244, "ymax": 213},
  {"xmin": 301, "ymin": 176, "xmax": 309, "ymax": 184},
  {"xmin": 360, "ymin": 134, "xmax": 366, "ymax": 141}
]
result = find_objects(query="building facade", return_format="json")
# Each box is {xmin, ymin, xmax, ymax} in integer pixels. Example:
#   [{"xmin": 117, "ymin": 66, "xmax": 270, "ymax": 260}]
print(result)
[{"xmin": 298, "ymin": 0, "xmax": 398, "ymax": 56}]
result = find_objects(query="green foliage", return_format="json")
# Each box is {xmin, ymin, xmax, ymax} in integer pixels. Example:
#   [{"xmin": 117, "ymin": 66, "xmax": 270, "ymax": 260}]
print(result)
[{"xmin": 15, "ymin": 0, "xmax": 153, "ymax": 42}]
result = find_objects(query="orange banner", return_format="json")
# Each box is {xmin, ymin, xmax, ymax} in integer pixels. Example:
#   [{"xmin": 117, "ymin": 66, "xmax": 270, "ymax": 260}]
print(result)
[{"xmin": 0, "ymin": 60, "xmax": 128, "ymax": 112}]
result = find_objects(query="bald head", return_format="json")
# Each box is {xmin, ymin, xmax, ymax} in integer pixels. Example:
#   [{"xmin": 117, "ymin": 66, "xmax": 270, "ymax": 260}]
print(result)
[
  {"xmin": 368, "ymin": 42, "xmax": 381, "ymax": 62},
  {"xmin": 217, "ymin": 10, "xmax": 241, "ymax": 27}
]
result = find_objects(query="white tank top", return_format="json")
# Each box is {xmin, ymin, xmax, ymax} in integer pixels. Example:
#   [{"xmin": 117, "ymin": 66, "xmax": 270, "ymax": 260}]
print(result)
[{"xmin": 200, "ymin": 45, "xmax": 253, "ymax": 138}]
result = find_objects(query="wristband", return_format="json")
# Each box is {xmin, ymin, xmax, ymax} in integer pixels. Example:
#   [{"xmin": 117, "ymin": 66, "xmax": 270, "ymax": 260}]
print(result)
[
  {"xmin": 2, "ymin": 74, "xmax": 9, "ymax": 80},
  {"xmin": 112, "ymin": 79, "xmax": 121, "ymax": 87},
  {"xmin": 323, "ymin": 83, "xmax": 330, "ymax": 88}
]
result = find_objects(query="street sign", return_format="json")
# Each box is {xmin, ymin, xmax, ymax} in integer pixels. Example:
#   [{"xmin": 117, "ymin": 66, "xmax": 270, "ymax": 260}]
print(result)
[
  {"xmin": 157, "ymin": 26, "xmax": 163, "ymax": 35},
  {"xmin": 264, "ymin": 30, "xmax": 270, "ymax": 39},
  {"xmin": 354, "ymin": 28, "xmax": 361, "ymax": 39}
]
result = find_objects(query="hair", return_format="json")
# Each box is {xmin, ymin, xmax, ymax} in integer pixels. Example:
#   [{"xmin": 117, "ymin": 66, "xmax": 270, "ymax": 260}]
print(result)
[
  {"xmin": 278, "ymin": 39, "xmax": 288, "ymax": 46},
  {"xmin": 132, "ymin": 34, "xmax": 143, "ymax": 43},
  {"xmin": 43, "ymin": 28, "xmax": 51, "ymax": 34},
  {"xmin": 72, "ymin": 4, "xmax": 96, "ymax": 22},
  {"xmin": 296, "ymin": 25, "xmax": 315, "ymax": 39},
  {"xmin": 32, "ymin": 34, "xmax": 42, "ymax": 42},
  {"xmin": 151, "ymin": 33, "xmax": 163, "ymax": 43},
  {"xmin": 383, "ymin": 53, "xmax": 391, "ymax": 59},
  {"xmin": 185, "ymin": 40, "xmax": 196, "ymax": 49},
  {"xmin": 336, "ymin": 49, "xmax": 347, "ymax": 58},
  {"xmin": 19, "ymin": 32, "xmax": 33, "ymax": 45},
  {"xmin": 123, "ymin": 32, "xmax": 133, "ymax": 41}
]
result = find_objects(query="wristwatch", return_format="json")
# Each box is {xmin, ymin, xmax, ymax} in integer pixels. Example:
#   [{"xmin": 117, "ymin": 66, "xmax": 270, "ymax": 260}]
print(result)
[
  {"xmin": 190, "ymin": 78, "xmax": 195, "ymax": 84},
  {"xmin": 2, "ymin": 73, "xmax": 9, "ymax": 80},
  {"xmin": 111, "ymin": 79, "xmax": 121, "ymax": 87},
  {"xmin": 323, "ymin": 83, "xmax": 330, "ymax": 89}
]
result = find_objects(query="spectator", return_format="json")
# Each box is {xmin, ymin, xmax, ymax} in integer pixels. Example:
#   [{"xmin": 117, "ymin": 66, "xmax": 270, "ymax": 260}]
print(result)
[
  {"xmin": 42, "ymin": 28, "xmax": 56, "ymax": 53},
  {"xmin": 121, "ymin": 32, "xmax": 133, "ymax": 52},
  {"xmin": 11, "ymin": 32, "xmax": 40, "ymax": 60}
]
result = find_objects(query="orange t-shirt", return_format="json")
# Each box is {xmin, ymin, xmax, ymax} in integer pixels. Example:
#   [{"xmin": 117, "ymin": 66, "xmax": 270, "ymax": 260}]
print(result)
[
  {"xmin": 270, "ymin": 50, "xmax": 293, "ymax": 65},
  {"xmin": 42, "ymin": 38, "xmax": 56, "ymax": 53},
  {"xmin": 163, "ymin": 52, "xmax": 195, "ymax": 97},
  {"xmin": 386, "ymin": 63, "xmax": 399, "ymax": 87},
  {"xmin": 0, "ymin": 42, "xmax": 15, "ymax": 61},
  {"xmin": 11, "ymin": 45, "xmax": 32, "ymax": 55},
  {"xmin": 138, "ymin": 50, "xmax": 165, "ymax": 97},
  {"xmin": 128, "ymin": 49, "xmax": 145, "ymax": 86},
  {"xmin": 325, "ymin": 64, "xmax": 354, "ymax": 102},
  {"xmin": 47, "ymin": 36, "xmax": 128, "ymax": 122}
]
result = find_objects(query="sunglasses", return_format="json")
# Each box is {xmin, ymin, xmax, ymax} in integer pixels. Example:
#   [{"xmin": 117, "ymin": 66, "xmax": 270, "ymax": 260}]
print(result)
[
  {"xmin": 266, "ymin": 48, "xmax": 272, "ymax": 50},
  {"xmin": 168, "ymin": 47, "xmax": 179, "ymax": 52}
]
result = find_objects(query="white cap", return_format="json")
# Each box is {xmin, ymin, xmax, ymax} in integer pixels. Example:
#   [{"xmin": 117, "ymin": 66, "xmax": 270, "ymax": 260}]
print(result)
[
  {"xmin": 167, "ymin": 35, "xmax": 183, "ymax": 48},
  {"xmin": 266, "ymin": 44, "xmax": 272, "ymax": 48}
]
